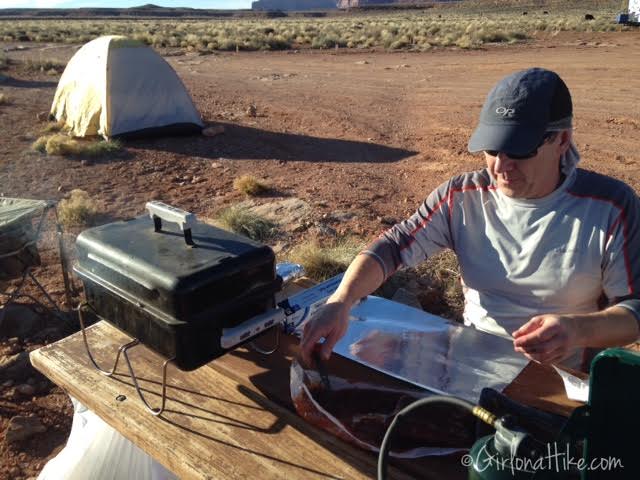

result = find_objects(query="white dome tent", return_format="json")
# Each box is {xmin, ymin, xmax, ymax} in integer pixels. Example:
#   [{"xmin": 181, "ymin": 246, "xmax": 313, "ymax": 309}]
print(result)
[{"xmin": 50, "ymin": 35, "xmax": 203, "ymax": 139}]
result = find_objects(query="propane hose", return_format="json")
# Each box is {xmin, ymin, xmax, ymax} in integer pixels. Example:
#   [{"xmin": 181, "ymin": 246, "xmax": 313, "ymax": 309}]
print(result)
[{"xmin": 377, "ymin": 395, "xmax": 497, "ymax": 480}]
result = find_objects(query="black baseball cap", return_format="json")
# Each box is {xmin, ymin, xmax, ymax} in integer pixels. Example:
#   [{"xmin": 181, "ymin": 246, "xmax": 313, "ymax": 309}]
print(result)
[{"xmin": 468, "ymin": 68, "xmax": 572, "ymax": 156}]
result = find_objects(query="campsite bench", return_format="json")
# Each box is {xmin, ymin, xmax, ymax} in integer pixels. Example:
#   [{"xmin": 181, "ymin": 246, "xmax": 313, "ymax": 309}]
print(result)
[{"xmin": 30, "ymin": 281, "xmax": 583, "ymax": 480}]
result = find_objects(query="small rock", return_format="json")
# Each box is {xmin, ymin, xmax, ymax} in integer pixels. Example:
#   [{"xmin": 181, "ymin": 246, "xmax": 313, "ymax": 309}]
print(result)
[
  {"xmin": 246, "ymin": 104, "xmax": 257, "ymax": 117},
  {"xmin": 2, "ymin": 379, "xmax": 14, "ymax": 388},
  {"xmin": 57, "ymin": 185, "xmax": 64, "ymax": 192},
  {"xmin": 210, "ymin": 162, "xmax": 223, "ymax": 169},
  {"xmin": 36, "ymin": 111, "xmax": 49, "ymax": 122},
  {"xmin": 8, "ymin": 337, "xmax": 19, "ymax": 345},
  {"xmin": 6, "ymin": 416, "xmax": 47, "ymax": 444},
  {"xmin": 5, "ymin": 343, "xmax": 21, "ymax": 356},
  {"xmin": 0, "ymin": 351, "xmax": 34, "ymax": 382},
  {"xmin": 328, "ymin": 211, "xmax": 356, "ymax": 222},
  {"xmin": 80, "ymin": 159, "xmax": 89, "ymax": 166},
  {"xmin": 16, "ymin": 384, "xmax": 36, "ymax": 396},
  {"xmin": 313, "ymin": 224, "xmax": 337, "ymax": 237},
  {"xmin": 355, "ymin": 60, "xmax": 369, "ymax": 65},
  {"xmin": 202, "ymin": 125, "xmax": 225, "ymax": 137},
  {"xmin": 378, "ymin": 216, "xmax": 398, "ymax": 226}
]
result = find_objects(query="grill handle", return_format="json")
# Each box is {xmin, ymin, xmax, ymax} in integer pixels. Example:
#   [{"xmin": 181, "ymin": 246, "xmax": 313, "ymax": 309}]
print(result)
[{"xmin": 145, "ymin": 201, "xmax": 196, "ymax": 246}]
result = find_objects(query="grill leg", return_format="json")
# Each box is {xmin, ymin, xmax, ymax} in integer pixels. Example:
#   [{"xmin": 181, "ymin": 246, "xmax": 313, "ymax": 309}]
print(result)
[
  {"xmin": 121, "ymin": 345, "xmax": 173, "ymax": 416},
  {"xmin": 77, "ymin": 302, "xmax": 174, "ymax": 416}
]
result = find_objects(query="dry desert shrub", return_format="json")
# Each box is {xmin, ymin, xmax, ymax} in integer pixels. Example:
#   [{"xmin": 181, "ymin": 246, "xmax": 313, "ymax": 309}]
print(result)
[
  {"xmin": 233, "ymin": 175, "xmax": 270, "ymax": 196},
  {"xmin": 0, "ymin": 4, "xmax": 624, "ymax": 55},
  {"xmin": 24, "ymin": 58, "xmax": 66, "ymax": 74},
  {"xmin": 57, "ymin": 189, "xmax": 99, "ymax": 227},
  {"xmin": 31, "ymin": 135, "xmax": 48, "ymax": 153},
  {"xmin": 287, "ymin": 238, "xmax": 364, "ymax": 282},
  {"xmin": 42, "ymin": 120, "xmax": 67, "ymax": 133},
  {"xmin": 31, "ymin": 134, "xmax": 122, "ymax": 158},
  {"xmin": 0, "ymin": 94, "xmax": 10, "ymax": 105},
  {"xmin": 216, "ymin": 205, "xmax": 277, "ymax": 242}
]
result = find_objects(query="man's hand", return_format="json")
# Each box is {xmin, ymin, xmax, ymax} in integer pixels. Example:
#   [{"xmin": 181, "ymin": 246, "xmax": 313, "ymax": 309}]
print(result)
[
  {"xmin": 512, "ymin": 314, "xmax": 579, "ymax": 364},
  {"xmin": 300, "ymin": 299, "xmax": 351, "ymax": 366}
]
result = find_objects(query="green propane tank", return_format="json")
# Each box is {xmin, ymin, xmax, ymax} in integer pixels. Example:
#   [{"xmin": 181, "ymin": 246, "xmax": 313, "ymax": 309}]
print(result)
[{"xmin": 468, "ymin": 434, "xmax": 536, "ymax": 480}]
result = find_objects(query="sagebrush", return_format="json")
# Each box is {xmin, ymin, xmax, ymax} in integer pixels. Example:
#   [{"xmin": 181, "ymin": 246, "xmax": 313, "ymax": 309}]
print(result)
[{"xmin": 57, "ymin": 189, "xmax": 99, "ymax": 227}]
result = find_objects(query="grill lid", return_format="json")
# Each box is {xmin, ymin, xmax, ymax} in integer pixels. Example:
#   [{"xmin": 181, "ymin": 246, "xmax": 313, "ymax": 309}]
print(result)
[{"xmin": 75, "ymin": 202, "xmax": 279, "ymax": 319}]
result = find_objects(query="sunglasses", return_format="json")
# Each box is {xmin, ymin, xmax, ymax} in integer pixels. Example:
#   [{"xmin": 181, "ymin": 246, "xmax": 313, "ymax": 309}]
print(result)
[{"xmin": 485, "ymin": 132, "xmax": 558, "ymax": 160}]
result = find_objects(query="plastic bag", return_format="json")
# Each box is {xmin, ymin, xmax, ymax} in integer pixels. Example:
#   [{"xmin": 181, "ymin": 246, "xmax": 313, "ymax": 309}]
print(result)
[
  {"xmin": 38, "ymin": 397, "xmax": 177, "ymax": 480},
  {"xmin": 290, "ymin": 360, "xmax": 475, "ymax": 458}
]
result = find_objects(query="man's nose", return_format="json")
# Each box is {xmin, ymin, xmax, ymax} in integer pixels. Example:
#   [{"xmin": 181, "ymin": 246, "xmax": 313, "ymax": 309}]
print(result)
[{"xmin": 494, "ymin": 153, "xmax": 516, "ymax": 173}]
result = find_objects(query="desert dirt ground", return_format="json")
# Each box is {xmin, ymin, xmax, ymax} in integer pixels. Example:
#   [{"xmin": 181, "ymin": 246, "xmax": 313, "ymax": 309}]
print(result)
[{"xmin": 1, "ymin": 30, "xmax": 640, "ymax": 479}]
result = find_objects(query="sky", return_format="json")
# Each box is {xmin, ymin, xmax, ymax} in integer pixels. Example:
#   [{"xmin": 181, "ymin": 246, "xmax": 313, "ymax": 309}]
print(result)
[{"xmin": 0, "ymin": 1, "xmax": 252, "ymax": 9}]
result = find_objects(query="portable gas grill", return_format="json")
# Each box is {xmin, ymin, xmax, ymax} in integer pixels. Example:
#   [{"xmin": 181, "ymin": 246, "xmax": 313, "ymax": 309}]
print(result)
[
  {"xmin": 74, "ymin": 201, "xmax": 339, "ymax": 415},
  {"xmin": 73, "ymin": 202, "xmax": 289, "ymax": 412}
]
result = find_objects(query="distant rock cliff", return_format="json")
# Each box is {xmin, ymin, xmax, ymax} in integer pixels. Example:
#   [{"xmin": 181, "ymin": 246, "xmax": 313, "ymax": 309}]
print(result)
[{"xmin": 251, "ymin": 0, "xmax": 337, "ymax": 10}]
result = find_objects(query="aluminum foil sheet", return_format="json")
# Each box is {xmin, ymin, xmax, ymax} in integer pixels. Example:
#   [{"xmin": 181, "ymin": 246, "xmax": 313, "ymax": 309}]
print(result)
[{"xmin": 300, "ymin": 296, "xmax": 528, "ymax": 403}]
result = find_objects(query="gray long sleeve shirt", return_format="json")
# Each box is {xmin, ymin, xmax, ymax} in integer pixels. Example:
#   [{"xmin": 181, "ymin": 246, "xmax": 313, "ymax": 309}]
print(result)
[{"xmin": 363, "ymin": 167, "xmax": 640, "ymax": 366}]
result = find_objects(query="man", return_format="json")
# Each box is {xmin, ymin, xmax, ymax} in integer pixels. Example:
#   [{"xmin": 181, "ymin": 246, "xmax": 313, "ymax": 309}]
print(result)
[{"xmin": 300, "ymin": 67, "xmax": 640, "ymax": 371}]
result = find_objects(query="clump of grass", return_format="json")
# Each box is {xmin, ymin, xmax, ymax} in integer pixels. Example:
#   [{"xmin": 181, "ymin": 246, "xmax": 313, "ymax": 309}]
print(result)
[
  {"xmin": 288, "ymin": 238, "xmax": 363, "ymax": 282},
  {"xmin": 233, "ymin": 175, "xmax": 270, "ymax": 196},
  {"xmin": 42, "ymin": 134, "xmax": 80, "ymax": 156},
  {"xmin": 57, "ymin": 189, "xmax": 99, "ymax": 227},
  {"xmin": 31, "ymin": 133, "xmax": 122, "ymax": 158},
  {"xmin": 217, "ymin": 205, "xmax": 277, "ymax": 242},
  {"xmin": 42, "ymin": 120, "xmax": 66, "ymax": 133},
  {"xmin": 24, "ymin": 58, "xmax": 66, "ymax": 74},
  {"xmin": 81, "ymin": 139, "xmax": 123, "ymax": 157},
  {"xmin": 31, "ymin": 135, "xmax": 48, "ymax": 153},
  {"xmin": 0, "ymin": 93, "xmax": 9, "ymax": 105}
]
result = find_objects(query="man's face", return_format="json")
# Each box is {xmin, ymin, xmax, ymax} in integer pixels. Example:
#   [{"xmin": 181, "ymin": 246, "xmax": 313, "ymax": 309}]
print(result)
[{"xmin": 484, "ymin": 131, "xmax": 570, "ymax": 199}]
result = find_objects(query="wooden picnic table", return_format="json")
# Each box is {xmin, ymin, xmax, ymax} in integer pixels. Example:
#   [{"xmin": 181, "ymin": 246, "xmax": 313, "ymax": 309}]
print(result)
[{"xmin": 29, "ymin": 282, "xmax": 584, "ymax": 480}]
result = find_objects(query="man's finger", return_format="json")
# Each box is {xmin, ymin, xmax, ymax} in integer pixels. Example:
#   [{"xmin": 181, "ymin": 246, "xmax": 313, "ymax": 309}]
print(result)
[
  {"xmin": 300, "ymin": 324, "xmax": 325, "ymax": 365},
  {"xmin": 513, "ymin": 323, "xmax": 557, "ymax": 348},
  {"xmin": 320, "ymin": 322, "xmax": 346, "ymax": 361},
  {"xmin": 528, "ymin": 346, "xmax": 565, "ymax": 365},
  {"xmin": 512, "ymin": 317, "xmax": 544, "ymax": 338}
]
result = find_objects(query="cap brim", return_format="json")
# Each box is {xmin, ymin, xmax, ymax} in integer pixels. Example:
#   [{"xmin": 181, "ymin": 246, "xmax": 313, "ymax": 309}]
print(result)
[{"xmin": 467, "ymin": 122, "xmax": 546, "ymax": 156}]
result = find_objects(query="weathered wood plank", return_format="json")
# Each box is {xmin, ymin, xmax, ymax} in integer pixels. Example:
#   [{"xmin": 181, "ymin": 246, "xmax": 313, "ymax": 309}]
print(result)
[{"xmin": 30, "ymin": 321, "xmax": 421, "ymax": 480}]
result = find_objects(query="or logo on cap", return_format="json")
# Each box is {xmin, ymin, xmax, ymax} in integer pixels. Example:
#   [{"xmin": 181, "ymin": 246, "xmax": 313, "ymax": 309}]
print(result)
[{"xmin": 495, "ymin": 106, "xmax": 515, "ymax": 117}]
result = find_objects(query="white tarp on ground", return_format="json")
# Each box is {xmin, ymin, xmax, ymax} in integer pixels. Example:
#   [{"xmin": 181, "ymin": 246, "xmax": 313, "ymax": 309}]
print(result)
[
  {"xmin": 38, "ymin": 398, "xmax": 177, "ymax": 480},
  {"xmin": 51, "ymin": 35, "xmax": 203, "ymax": 139}
]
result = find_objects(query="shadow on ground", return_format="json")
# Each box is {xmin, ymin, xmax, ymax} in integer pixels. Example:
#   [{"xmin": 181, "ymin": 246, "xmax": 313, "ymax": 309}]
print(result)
[
  {"xmin": 127, "ymin": 122, "xmax": 418, "ymax": 164},
  {"xmin": 0, "ymin": 76, "xmax": 57, "ymax": 89}
]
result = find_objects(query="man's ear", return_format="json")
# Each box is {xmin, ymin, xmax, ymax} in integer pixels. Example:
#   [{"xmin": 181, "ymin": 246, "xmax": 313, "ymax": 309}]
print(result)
[{"xmin": 558, "ymin": 129, "xmax": 572, "ymax": 155}]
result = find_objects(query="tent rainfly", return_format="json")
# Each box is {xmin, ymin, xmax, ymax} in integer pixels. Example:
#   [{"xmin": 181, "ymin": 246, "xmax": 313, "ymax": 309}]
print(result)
[{"xmin": 50, "ymin": 35, "xmax": 204, "ymax": 139}]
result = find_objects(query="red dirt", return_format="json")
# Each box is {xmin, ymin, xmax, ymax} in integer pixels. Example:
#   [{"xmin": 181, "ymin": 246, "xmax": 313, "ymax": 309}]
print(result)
[{"xmin": 1, "ymin": 31, "xmax": 640, "ymax": 479}]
